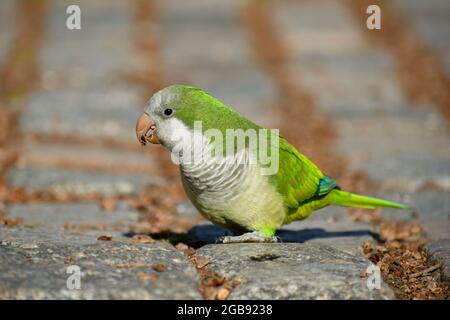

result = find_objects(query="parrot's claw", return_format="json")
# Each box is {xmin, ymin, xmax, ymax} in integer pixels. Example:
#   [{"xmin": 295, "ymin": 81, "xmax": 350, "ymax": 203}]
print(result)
[{"xmin": 220, "ymin": 231, "xmax": 280, "ymax": 244}]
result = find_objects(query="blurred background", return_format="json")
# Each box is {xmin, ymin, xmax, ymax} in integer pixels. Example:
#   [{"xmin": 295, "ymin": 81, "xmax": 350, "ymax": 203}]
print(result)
[{"xmin": 0, "ymin": 0, "xmax": 448, "ymax": 299}]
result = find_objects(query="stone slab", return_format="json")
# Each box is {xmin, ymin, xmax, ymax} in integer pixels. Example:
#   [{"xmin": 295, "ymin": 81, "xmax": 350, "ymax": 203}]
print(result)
[
  {"xmin": 197, "ymin": 243, "xmax": 395, "ymax": 299},
  {"xmin": 8, "ymin": 167, "xmax": 164, "ymax": 196},
  {"xmin": 0, "ymin": 236, "xmax": 201, "ymax": 299}
]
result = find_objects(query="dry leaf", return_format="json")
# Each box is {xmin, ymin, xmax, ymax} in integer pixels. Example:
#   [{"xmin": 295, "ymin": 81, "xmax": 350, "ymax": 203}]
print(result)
[
  {"xmin": 0, "ymin": 218, "xmax": 22, "ymax": 226},
  {"xmin": 175, "ymin": 243, "xmax": 189, "ymax": 251},
  {"xmin": 97, "ymin": 235, "xmax": 112, "ymax": 241},
  {"xmin": 100, "ymin": 198, "xmax": 117, "ymax": 212},
  {"xmin": 137, "ymin": 272, "xmax": 159, "ymax": 281},
  {"xmin": 217, "ymin": 288, "xmax": 230, "ymax": 300},
  {"xmin": 152, "ymin": 263, "xmax": 167, "ymax": 272},
  {"xmin": 131, "ymin": 234, "xmax": 156, "ymax": 244}
]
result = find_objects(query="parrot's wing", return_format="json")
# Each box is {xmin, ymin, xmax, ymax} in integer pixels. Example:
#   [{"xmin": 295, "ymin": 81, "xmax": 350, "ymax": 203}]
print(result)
[{"xmin": 270, "ymin": 138, "xmax": 336, "ymax": 209}]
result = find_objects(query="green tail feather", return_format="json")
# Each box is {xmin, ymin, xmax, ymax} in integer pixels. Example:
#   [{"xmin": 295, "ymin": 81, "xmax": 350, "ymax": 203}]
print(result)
[{"xmin": 329, "ymin": 189, "xmax": 410, "ymax": 209}]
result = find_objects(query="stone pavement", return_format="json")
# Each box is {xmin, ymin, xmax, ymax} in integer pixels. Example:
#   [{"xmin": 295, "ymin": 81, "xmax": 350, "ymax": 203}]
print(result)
[
  {"xmin": 0, "ymin": 0, "xmax": 448, "ymax": 299},
  {"xmin": 393, "ymin": 0, "xmax": 450, "ymax": 75}
]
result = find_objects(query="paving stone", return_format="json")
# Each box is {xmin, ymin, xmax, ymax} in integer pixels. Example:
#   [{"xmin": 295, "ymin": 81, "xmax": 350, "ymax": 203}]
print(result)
[
  {"xmin": 276, "ymin": 1, "xmax": 408, "ymax": 114},
  {"xmin": 0, "ymin": 200, "xmax": 201, "ymax": 299},
  {"xmin": 423, "ymin": 239, "xmax": 450, "ymax": 287},
  {"xmin": 158, "ymin": 0, "xmax": 250, "ymax": 72},
  {"xmin": 3, "ymin": 201, "xmax": 139, "ymax": 245},
  {"xmin": 393, "ymin": 0, "xmax": 450, "ymax": 75},
  {"xmin": 23, "ymin": 1, "xmax": 144, "ymax": 145},
  {"xmin": 197, "ymin": 243, "xmax": 395, "ymax": 299},
  {"xmin": 276, "ymin": 0, "xmax": 420, "ymax": 133},
  {"xmin": 0, "ymin": 0, "xmax": 15, "ymax": 62},
  {"xmin": 7, "ymin": 201, "xmax": 138, "ymax": 230},
  {"xmin": 276, "ymin": 0, "xmax": 371, "ymax": 54},
  {"xmin": 0, "ymin": 235, "xmax": 201, "ymax": 299},
  {"xmin": 0, "ymin": 224, "xmax": 118, "ymax": 248},
  {"xmin": 7, "ymin": 167, "xmax": 164, "ymax": 196},
  {"xmin": 21, "ymin": 89, "xmax": 141, "ymax": 143},
  {"xmin": 291, "ymin": 53, "xmax": 408, "ymax": 114},
  {"xmin": 158, "ymin": 0, "xmax": 279, "ymax": 128},
  {"xmin": 280, "ymin": 207, "xmax": 374, "ymax": 256},
  {"xmin": 39, "ymin": 0, "xmax": 137, "ymax": 91},
  {"xmin": 332, "ymin": 102, "xmax": 450, "ymax": 192},
  {"xmin": 17, "ymin": 142, "xmax": 158, "ymax": 175}
]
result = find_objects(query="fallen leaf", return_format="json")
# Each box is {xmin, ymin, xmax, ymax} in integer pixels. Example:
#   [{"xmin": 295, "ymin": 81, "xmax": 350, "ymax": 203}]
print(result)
[
  {"xmin": 217, "ymin": 288, "xmax": 230, "ymax": 300},
  {"xmin": 397, "ymin": 231, "xmax": 410, "ymax": 239},
  {"xmin": 137, "ymin": 272, "xmax": 159, "ymax": 281},
  {"xmin": 202, "ymin": 287, "xmax": 218, "ymax": 301},
  {"xmin": 175, "ymin": 242, "xmax": 195, "ymax": 255},
  {"xmin": 100, "ymin": 198, "xmax": 117, "ymax": 212},
  {"xmin": 413, "ymin": 252, "xmax": 422, "ymax": 260},
  {"xmin": 204, "ymin": 275, "xmax": 224, "ymax": 287},
  {"xmin": 175, "ymin": 243, "xmax": 189, "ymax": 251},
  {"xmin": 131, "ymin": 234, "xmax": 156, "ymax": 244},
  {"xmin": 152, "ymin": 263, "xmax": 168, "ymax": 272},
  {"xmin": 0, "ymin": 218, "xmax": 22, "ymax": 226},
  {"xmin": 97, "ymin": 235, "xmax": 112, "ymax": 241}
]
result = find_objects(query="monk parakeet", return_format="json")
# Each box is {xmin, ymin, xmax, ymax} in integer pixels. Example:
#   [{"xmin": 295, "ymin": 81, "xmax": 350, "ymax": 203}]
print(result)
[{"xmin": 136, "ymin": 85, "xmax": 408, "ymax": 243}]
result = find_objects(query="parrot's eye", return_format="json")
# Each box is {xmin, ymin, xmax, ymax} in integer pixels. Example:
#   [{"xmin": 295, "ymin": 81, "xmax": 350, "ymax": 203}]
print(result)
[{"xmin": 163, "ymin": 108, "xmax": 173, "ymax": 117}]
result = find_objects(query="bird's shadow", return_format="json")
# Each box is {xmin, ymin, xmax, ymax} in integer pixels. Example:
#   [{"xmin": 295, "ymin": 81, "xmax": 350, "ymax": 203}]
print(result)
[{"xmin": 124, "ymin": 224, "xmax": 377, "ymax": 248}]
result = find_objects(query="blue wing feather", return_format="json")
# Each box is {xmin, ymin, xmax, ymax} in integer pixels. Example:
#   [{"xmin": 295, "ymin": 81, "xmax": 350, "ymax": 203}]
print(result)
[{"xmin": 316, "ymin": 176, "xmax": 339, "ymax": 197}]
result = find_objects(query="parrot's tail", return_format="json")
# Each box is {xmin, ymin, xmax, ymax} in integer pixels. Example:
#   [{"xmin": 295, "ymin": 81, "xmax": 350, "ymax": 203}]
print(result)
[{"xmin": 329, "ymin": 189, "xmax": 409, "ymax": 209}]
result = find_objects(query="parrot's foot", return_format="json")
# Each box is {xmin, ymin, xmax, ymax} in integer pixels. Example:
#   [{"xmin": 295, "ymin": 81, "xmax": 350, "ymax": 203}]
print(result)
[{"xmin": 220, "ymin": 231, "xmax": 280, "ymax": 244}]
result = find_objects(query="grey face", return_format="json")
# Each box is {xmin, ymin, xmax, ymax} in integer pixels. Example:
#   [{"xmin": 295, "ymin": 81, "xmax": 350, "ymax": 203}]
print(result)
[{"xmin": 137, "ymin": 87, "xmax": 190, "ymax": 150}]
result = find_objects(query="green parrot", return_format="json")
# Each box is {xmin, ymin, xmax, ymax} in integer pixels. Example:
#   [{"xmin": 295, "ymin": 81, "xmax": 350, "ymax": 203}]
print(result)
[{"xmin": 136, "ymin": 85, "xmax": 408, "ymax": 243}]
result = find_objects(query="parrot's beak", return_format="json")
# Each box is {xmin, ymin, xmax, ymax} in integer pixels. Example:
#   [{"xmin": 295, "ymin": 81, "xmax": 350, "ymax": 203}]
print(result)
[{"xmin": 136, "ymin": 113, "xmax": 160, "ymax": 145}]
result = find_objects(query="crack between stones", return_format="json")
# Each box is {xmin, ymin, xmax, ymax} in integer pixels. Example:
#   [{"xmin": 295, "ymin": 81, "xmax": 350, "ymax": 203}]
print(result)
[{"xmin": 175, "ymin": 243, "xmax": 240, "ymax": 300}]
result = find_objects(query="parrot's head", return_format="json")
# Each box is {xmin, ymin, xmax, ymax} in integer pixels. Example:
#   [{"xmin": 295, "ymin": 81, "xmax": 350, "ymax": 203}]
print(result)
[{"xmin": 136, "ymin": 84, "xmax": 225, "ymax": 152}]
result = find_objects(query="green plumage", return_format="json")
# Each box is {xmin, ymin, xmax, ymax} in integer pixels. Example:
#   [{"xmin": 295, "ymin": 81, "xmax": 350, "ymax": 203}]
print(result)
[
  {"xmin": 145, "ymin": 85, "xmax": 410, "ymax": 237},
  {"xmin": 270, "ymin": 137, "xmax": 409, "ymax": 226}
]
